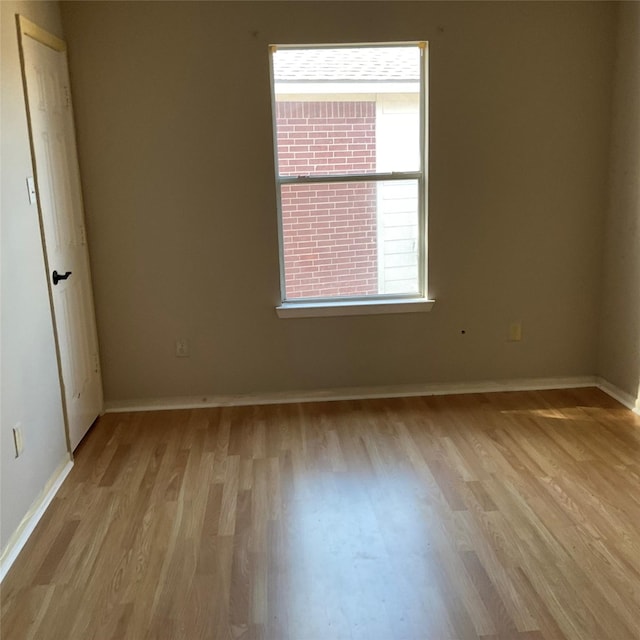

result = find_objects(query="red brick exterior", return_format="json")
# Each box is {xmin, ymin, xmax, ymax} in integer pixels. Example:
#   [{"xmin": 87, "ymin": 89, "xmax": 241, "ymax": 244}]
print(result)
[{"xmin": 276, "ymin": 101, "xmax": 377, "ymax": 299}]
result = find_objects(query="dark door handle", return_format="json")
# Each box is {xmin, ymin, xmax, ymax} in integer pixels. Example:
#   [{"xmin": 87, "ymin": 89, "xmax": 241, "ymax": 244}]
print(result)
[{"xmin": 52, "ymin": 270, "xmax": 72, "ymax": 285}]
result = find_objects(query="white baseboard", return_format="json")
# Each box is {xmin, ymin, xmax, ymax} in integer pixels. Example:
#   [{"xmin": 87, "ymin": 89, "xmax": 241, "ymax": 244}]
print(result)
[
  {"xmin": 0, "ymin": 457, "xmax": 73, "ymax": 583},
  {"xmin": 596, "ymin": 377, "xmax": 640, "ymax": 414},
  {"xmin": 104, "ymin": 376, "xmax": 599, "ymax": 413}
]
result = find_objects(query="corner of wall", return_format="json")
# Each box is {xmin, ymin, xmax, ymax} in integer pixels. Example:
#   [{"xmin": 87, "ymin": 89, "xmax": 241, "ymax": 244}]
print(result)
[{"xmin": 597, "ymin": 2, "xmax": 640, "ymax": 402}]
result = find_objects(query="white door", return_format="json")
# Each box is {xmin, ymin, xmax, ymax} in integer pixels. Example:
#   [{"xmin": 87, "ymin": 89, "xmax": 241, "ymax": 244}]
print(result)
[{"xmin": 18, "ymin": 18, "xmax": 103, "ymax": 450}]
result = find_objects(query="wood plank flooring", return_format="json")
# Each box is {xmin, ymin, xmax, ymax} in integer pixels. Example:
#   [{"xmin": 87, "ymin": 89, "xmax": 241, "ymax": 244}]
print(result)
[{"xmin": 2, "ymin": 388, "xmax": 640, "ymax": 640}]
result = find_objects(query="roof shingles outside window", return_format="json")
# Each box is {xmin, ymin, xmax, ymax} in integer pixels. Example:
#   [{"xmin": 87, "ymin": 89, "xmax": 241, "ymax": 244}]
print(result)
[{"xmin": 273, "ymin": 47, "xmax": 420, "ymax": 83}]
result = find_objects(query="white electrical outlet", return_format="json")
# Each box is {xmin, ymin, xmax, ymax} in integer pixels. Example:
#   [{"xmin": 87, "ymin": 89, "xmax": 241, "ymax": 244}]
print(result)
[
  {"xmin": 509, "ymin": 321, "xmax": 522, "ymax": 342},
  {"xmin": 12, "ymin": 425, "xmax": 24, "ymax": 458},
  {"xmin": 176, "ymin": 339, "xmax": 190, "ymax": 358}
]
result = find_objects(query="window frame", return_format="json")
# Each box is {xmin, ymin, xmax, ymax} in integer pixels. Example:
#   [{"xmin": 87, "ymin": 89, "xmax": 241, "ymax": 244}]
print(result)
[{"xmin": 269, "ymin": 42, "xmax": 433, "ymax": 317}]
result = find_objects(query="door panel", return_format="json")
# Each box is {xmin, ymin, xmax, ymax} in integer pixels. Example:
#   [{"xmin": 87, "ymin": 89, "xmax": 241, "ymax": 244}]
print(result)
[{"xmin": 20, "ymin": 20, "xmax": 103, "ymax": 450}]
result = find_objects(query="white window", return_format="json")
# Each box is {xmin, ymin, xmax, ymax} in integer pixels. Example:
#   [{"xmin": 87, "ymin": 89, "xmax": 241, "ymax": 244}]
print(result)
[{"xmin": 269, "ymin": 43, "xmax": 433, "ymax": 317}]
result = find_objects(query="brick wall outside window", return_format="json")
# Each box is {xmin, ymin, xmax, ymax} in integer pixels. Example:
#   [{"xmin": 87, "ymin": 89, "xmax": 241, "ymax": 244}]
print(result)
[{"xmin": 276, "ymin": 101, "xmax": 378, "ymax": 299}]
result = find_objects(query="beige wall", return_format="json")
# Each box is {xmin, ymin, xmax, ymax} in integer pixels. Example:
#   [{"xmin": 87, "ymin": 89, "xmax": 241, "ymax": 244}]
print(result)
[
  {"xmin": 599, "ymin": 2, "xmax": 640, "ymax": 405},
  {"xmin": 1, "ymin": 1, "xmax": 68, "ymax": 551},
  {"xmin": 60, "ymin": 1, "xmax": 616, "ymax": 403}
]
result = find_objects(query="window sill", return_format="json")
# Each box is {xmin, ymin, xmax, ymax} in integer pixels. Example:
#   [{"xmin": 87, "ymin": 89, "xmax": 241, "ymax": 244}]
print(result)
[{"xmin": 275, "ymin": 298, "xmax": 435, "ymax": 318}]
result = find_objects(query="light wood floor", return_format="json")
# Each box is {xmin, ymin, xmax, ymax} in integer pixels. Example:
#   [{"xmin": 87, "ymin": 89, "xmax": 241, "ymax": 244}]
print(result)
[{"xmin": 2, "ymin": 388, "xmax": 640, "ymax": 640}]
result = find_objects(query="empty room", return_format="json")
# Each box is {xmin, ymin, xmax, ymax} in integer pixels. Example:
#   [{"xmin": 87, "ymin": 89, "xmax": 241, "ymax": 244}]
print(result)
[{"xmin": 1, "ymin": 1, "xmax": 639, "ymax": 639}]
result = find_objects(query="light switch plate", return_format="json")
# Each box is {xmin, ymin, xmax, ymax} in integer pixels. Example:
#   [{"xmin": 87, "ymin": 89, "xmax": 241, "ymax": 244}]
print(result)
[
  {"xmin": 26, "ymin": 176, "xmax": 37, "ymax": 205},
  {"xmin": 509, "ymin": 322, "xmax": 522, "ymax": 342}
]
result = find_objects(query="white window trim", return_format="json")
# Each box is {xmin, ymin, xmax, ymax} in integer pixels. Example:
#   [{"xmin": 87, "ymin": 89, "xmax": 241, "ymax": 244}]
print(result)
[
  {"xmin": 276, "ymin": 297, "xmax": 435, "ymax": 318},
  {"xmin": 269, "ymin": 42, "xmax": 431, "ymax": 317}
]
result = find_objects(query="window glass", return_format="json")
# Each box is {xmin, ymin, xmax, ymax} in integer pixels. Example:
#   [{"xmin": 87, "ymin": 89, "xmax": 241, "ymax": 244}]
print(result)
[
  {"xmin": 270, "ymin": 43, "xmax": 426, "ymax": 303},
  {"xmin": 273, "ymin": 46, "xmax": 421, "ymax": 176}
]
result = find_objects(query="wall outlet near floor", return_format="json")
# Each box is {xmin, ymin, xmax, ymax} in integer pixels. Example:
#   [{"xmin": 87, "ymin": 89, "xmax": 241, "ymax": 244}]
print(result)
[
  {"xmin": 12, "ymin": 426, "xmax": 24, "ymax": 458},
  {"xmin": 509, "ymin": 321, "xmax": 522, "ymax": 342},
  {"xmin": 175, "ymin": 339, "xmax": 190, "ymax": 358}
]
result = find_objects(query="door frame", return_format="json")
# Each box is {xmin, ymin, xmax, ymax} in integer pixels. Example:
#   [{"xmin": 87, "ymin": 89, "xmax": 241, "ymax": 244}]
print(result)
[{"xmin": 16, "ymin": 14, "xmax": 102, "ymax": 456}]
